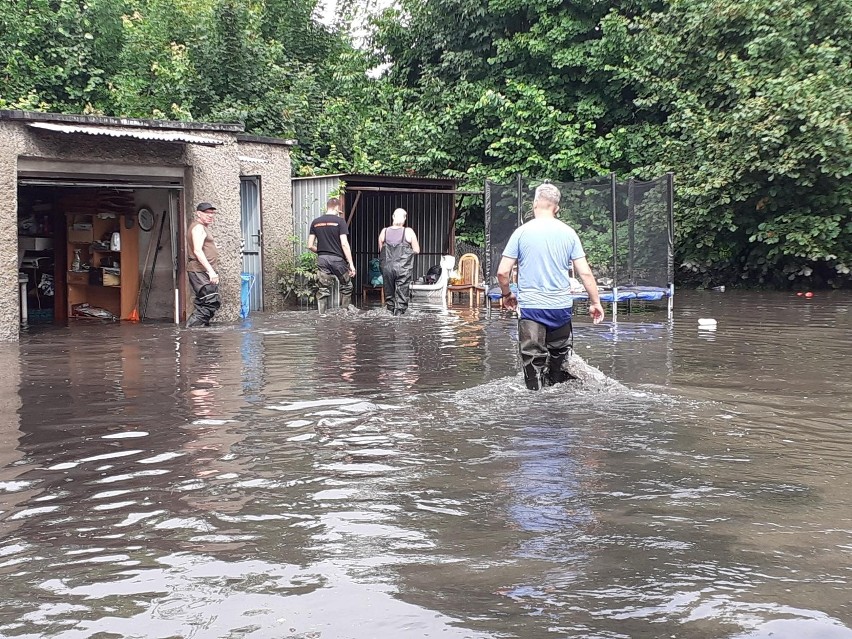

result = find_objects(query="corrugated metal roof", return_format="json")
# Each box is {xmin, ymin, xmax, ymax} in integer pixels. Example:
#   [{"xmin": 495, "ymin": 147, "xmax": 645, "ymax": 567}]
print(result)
[
  {"xmin": 292, "ymin": 173, "xmax": 347, "ymax": 181},
  {"xmin": 293, "ymin": 172, "xmax": 455, "ymax": 184},
  {"xmin": 1, "ymin": 109, "xmax": 243, "ymax": 132},
  {"xmin": 28, "ymin": 122, "xmax": 223, "ymax": 146},
  {"xmin": 346, "ymin": 172, "xmax": 455, "ymax": 183}
]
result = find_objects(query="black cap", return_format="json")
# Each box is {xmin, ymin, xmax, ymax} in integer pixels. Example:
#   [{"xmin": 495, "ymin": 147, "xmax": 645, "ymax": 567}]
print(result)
[{"xmin": 196, "ymin": 202, "xmax": 217, "ymax": 212}]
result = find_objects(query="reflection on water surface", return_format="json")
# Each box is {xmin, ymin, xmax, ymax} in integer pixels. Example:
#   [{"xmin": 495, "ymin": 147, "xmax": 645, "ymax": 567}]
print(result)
[{"xmin": 0, "ymin": 292, "xmax": 850, "ymax": 638}]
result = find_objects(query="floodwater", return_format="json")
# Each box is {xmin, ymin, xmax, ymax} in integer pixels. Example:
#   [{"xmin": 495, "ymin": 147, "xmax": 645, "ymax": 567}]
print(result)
[{"xmin": 0, "ymin": 291, "xmax": 850, "ymax": 639}]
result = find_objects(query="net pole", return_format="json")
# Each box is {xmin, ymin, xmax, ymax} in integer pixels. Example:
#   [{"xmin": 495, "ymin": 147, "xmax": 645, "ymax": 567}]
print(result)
[
  {"xmin": 484, "ymin": 180, "xmax": 493, "ymax": 319},
  {"xmin": 628, "ymin": 177, "xmax": 636, "ymax": 288},
  {"xmin": 516, "ymin": 174, "xmax": 523, "ymax": 226},
  {"xmin": 516, "ymin": 174, "xmax": 524, "ymax": 322},
  {"xmin": 667, "ymin": 172, "xmax": 675, "ymax": 322},
  {"xmin": 611, "ymin": 172, "xmax": 618, "ymax": 324}
]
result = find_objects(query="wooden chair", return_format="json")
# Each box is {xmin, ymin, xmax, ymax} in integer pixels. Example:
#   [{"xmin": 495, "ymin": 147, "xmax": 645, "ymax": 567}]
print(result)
[
  {"xmin": 447, "ymin": 253, "xmax": 481, "ymax": 307},
  {"xmin": 361, "ymin": 256, "xmax": 386, "ymax": 306}
]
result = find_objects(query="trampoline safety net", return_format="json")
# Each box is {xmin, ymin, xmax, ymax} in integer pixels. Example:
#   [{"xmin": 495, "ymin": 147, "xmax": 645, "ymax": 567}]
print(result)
[
  {"xmin": 484, "ymin": 172, "xmax": 674, "ymax": 295},
  {"xmin": 484, "ymin": 179, "xmax": 522, "ymax": 287},
  {"xmin": 614, "ymin": 176, "xmax": 674, "ymax": 289}
]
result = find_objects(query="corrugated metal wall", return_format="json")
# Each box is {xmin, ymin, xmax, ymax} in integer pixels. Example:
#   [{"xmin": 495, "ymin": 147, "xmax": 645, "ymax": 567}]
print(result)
[
  {"xmin": 347, "ymin": 190, "xmax": 455, "ymax": 293},
  {"xmin": 292, "ymin": 175, "xmax": 342, "ymax": 249}
]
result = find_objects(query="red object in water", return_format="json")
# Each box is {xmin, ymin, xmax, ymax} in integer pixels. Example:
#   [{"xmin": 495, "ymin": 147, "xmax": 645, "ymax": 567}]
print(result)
[
  {"xmin": 805, "ymin": 291, "xmax": 814, "ymax": 298},
  {"xmin": 796, "ymin": 292, "xmax": 804, "ymax": 296}
]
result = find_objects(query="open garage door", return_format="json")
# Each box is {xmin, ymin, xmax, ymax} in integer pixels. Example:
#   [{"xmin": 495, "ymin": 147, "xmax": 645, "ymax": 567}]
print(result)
[{"xmin": 16, "ymin": 165, "xmax": 185, "ymax": 325}]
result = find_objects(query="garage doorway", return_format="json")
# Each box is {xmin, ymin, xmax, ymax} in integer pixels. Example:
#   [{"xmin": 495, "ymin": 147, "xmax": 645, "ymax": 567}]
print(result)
[{"xmin": 17, "ymin": 177, "xmax": 184, "ymax": 325}]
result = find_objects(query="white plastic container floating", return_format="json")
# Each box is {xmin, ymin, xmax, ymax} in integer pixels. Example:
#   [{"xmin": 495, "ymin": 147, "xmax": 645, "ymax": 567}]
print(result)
[{"xmin": 698, "ymin": 318, "xmax": 717, "ymax": 328}]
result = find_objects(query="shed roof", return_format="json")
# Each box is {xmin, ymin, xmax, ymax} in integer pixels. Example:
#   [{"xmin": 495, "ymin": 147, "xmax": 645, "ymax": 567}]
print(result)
[
  {"xmin": 27, "ymin": 122, "xmax": 223, "ymax": 146},
  {"xmin": 0, "ymin": 109, "xmax": 242, "ymax": 133},
  {"xmin": 0, "ymin": 110, "xmax": 296, "ymax": 147},
  {"xmin": 293, "ymin": 172, "xmax": 457, "ymax": 188}
]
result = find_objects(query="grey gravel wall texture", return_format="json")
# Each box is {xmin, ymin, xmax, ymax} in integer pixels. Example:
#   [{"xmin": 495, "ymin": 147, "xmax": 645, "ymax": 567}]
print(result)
[
  {"xmin": 237, "ymin": 140, "xmax": 293, "ymax": 313},
  {"xmin": 0, "ymin": 112, "xmax": 293, "ymax": 340},
  {"xmin": 183, "ymin": 135, "xmax": 243, "ymax": 322},
  {"xmin": 0, "ymin": 122, "xmax": 24, "ymax": 341}
]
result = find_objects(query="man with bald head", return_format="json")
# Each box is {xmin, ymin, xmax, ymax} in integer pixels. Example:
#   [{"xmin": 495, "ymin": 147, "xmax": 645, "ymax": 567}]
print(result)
[{"xmin": 378, "ymin": 208, "xmax": 420, "ymax": 315}]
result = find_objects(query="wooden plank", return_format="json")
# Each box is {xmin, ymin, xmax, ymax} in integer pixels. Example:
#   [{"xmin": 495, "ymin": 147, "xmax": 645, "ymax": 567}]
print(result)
[
  {"xmin": 120, "ymin": 220, "xmax": 140, "ymax": 319},
  {"xmin": 346, "ymin": 191, "xmax": 362, "ymax": 226}
]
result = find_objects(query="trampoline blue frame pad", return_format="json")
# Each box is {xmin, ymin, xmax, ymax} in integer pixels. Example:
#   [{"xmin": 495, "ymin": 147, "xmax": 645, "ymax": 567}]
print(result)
[
  {"xmin": 487, "ymin": 286, "xmax": 670, "ymax": 303},
  {"xmin": 570, "ymin": 287, "xmax": 671, "ymax": 302}
]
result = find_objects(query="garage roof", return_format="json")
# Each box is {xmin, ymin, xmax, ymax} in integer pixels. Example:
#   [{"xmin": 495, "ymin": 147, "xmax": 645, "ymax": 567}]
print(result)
[{"xmin": 28, "ymin": 122, "xmax": 222, "ymax": 146}]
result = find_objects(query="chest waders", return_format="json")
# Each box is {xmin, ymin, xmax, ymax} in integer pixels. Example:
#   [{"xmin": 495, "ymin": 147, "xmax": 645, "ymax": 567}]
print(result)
[
  {"xmin": 316, "ymin": 255, "xmax": 353, "ymax": 314},
  {"xmin": 380, "ymin": 235, "xmax": 415, "ymax": 315},
  {"xmin": 517, "ymin": 318, "xmax": 576, "ymax": 390},
  {"xmin": 187, "ymin": 273, "xmax": 221, "ymax": 327}
]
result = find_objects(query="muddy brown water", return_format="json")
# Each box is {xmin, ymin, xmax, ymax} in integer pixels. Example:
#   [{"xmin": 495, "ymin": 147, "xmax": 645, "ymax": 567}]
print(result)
[{"xmin": 0, "ymin": 291, "xmax": 850, "ymax": 638}]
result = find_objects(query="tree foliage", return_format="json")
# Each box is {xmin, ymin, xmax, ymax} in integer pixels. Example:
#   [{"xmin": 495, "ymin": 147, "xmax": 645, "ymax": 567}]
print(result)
[
  {"xmin": 0, "ymin": 0, "xmax": 849, "ymax": 287},
  {"xmin": 1, "ymin": 0, "xmax": 340, "ymax": 134},
  {"xmin": 618, "ymin": 0, "xmax": 852, "ymax": 286}
]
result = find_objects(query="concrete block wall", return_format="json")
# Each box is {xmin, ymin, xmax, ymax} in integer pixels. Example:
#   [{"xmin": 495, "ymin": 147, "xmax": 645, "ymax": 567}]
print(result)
[
  {"xmin": 183, "ymin": 137, "xmax": 243, "ymax": 323},
  {"xmin": 0, "ymin": 123, "xmax": 24, "ymax": 341}
]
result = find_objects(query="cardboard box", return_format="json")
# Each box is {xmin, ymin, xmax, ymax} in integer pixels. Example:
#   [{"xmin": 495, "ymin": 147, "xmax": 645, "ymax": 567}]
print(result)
[
  {"xmin": 89, "ymin": 268, "xmax": 120, "ymax": 286},
  {"xmin": 103, "ymin": 270, "xmax": 120, "ymax": 286},
  {"xmin": 68, "ymin": 227, "xmax": 93, "ymax": 244},
  {"xmin": 67, "ymin": 271, "xmax": 89, "ymax": 285}
]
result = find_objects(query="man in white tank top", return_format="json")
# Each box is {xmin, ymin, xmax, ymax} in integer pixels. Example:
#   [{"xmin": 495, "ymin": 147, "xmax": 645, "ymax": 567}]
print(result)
[
  {"xmin": 186, "ymin": 202, "xmax": 221, "ymax": 327},
  {"xmin": 378, "ymin": 208, "xmax": 421, "ymax": 315}
]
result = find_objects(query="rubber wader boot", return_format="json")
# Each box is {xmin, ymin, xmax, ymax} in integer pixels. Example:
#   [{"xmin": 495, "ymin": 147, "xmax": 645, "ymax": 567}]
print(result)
[
  {"xmin": 317, "ymin": 296, "xmax": 329, "ymax": 315},
  {"xmin": 340, "ymin": 292, "xmax": 352, "ymax": 309},
  {"xmin": 518, "ymin": 319, "xmax": 550, "ymax": 391},
  {"xmin": 544, "ymin": 321, "xmax": 575, "ymax": 385},
  {"xmin": 548, "ymin": 365, "xmax": 578, "ymax": 385},
  {"xmin": 186, "ymin": 315, "xmax": 206, "ymax": 328},
  {"xmin": 547, "ymin": 346, "xmax": 579, "ymax": 385},
  {"xmin": 523, "ymin": 364, "xmax": 549, "ymax": 391}
]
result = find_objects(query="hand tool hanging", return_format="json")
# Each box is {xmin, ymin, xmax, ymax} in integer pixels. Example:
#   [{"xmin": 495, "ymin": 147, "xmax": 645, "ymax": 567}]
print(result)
[{"xmin": 140, "ymin": 209, "xmax": 168, "ymax": 320}]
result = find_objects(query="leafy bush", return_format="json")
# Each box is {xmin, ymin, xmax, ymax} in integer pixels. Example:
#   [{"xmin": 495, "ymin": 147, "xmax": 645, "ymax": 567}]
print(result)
[{"xmin": 277, "ymin": 250, "xmax": 319, "ymax": 303}]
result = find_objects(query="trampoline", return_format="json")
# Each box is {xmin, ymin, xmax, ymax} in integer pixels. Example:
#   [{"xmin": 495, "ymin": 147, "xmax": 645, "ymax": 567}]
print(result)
[
  {"xmin": 569, "ymin": 287, "xmax": 667, "ymax": 302},
  {"xmin": 484, "ymin": 173, "xmax": 674, "ymax": 321}
]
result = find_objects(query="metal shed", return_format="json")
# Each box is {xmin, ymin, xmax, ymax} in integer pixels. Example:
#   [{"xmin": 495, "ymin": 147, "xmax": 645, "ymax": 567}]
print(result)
[{"xmin": 292, "ymin": 174, "xmax": 461, "ymax": 294}]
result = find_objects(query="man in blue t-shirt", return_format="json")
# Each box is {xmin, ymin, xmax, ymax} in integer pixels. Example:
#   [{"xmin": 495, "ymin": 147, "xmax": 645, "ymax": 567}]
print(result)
[{"xmin": 497, "ymin": 183, "xmax": 605, "ymax": 390}]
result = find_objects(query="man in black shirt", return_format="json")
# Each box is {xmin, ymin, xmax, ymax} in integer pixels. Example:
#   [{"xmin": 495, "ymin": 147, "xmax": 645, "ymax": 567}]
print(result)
[{"xmin": 308, "ymin": 198, "xmax": 356, "ymax": 313}]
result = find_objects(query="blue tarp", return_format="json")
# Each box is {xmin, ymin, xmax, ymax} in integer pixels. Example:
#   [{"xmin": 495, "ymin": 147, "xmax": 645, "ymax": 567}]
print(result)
[
  {"xmin": 486, "ymin": 285, "xmax": 669, "ymax": 305},
  {"xmin": 486, "ymin": 283, "xmax": 518, "ymax": 301}
]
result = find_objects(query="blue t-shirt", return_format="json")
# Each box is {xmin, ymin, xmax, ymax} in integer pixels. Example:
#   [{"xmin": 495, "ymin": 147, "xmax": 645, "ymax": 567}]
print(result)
[{"xmin": 502, "ymin": 217, "xmax": 585, "ymax": 309}]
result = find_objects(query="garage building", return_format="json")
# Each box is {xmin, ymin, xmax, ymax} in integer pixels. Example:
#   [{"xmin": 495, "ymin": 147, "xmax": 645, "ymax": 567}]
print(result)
[{"xmin": 0, "ymin": 110, "xmax": 295, "ymax": 341}]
